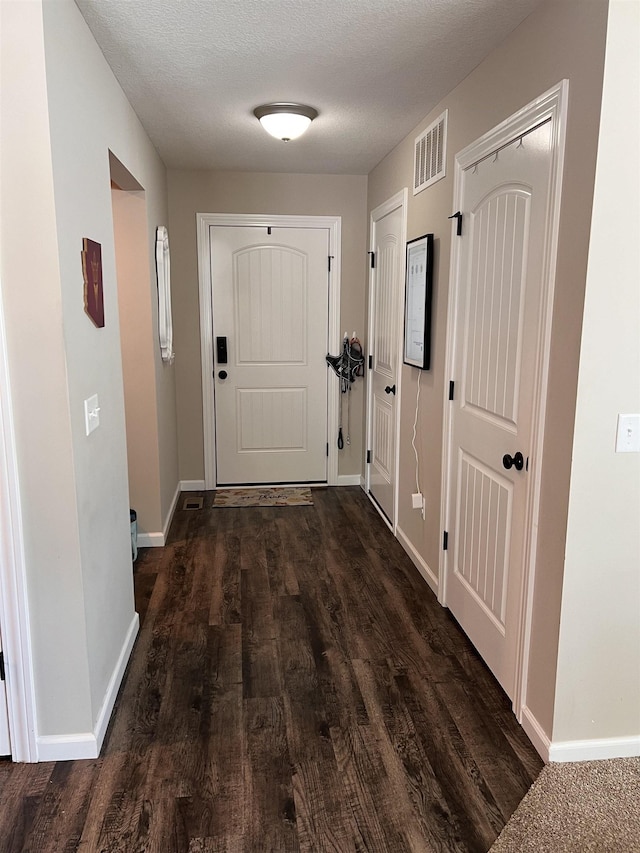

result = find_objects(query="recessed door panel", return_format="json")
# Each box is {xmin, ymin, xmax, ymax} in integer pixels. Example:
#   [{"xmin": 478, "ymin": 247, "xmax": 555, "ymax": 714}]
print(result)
[
  {"xmin": 454, "ymin": 451, "xmax": 512, "ymax": 630},
  {"xmin": 463, "ymin": 190, "xmax": 530, "ymax": 428},
  {"xmin": 235, "ymin": 247, "xmax": 307, "ymax": 365},
  {"xmin": 237, "ymin": 388, "xmax": 307, "ymax": 451}
]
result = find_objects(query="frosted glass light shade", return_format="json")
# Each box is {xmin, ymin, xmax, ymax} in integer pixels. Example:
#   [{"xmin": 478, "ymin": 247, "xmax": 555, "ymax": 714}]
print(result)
[{"xmin": 253, "ymin": 103, "xmax": 318, "ymax": 142}]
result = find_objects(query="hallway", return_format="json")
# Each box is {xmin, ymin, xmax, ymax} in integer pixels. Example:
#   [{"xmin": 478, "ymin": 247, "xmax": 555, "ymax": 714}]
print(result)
[{"xmin": 0, "ymin": 488, "xmax": 542, "ymax": 851}]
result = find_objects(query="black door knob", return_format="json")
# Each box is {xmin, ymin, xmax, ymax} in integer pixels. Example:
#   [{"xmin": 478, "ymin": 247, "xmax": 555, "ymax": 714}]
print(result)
[
  {"xmin": 502, "ymin": 451, "xmax": 524, "ymax": 471},
  {"xmin": 218, "ymin": 370, "xmax": 228, "ymax": 380},
  {"xmin": 384, "ymin": 384, "xmax": 396, "ymax": 395}
]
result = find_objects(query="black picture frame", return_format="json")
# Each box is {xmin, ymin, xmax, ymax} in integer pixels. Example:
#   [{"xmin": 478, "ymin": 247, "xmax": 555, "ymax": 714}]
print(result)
[{"xmin": 403, "ymin": 233, "xmax": 434, "ymax": 370}]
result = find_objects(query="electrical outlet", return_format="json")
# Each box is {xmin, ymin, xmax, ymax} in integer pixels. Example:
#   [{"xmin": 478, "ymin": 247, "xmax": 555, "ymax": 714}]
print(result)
[{"xmin": 412, "ymin": 492, "xmax": 422, "ymax": 510}]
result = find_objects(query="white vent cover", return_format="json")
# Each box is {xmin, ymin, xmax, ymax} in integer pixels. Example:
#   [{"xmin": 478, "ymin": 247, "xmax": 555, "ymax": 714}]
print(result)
[{"xmin": 413, "ymin": 110, "xmax": 448, "ymax": 195}]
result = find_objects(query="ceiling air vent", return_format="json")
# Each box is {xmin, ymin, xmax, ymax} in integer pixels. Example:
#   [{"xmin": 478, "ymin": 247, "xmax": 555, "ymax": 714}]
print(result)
[{"xmin": 413, "ymin": 110, "xmax": 448, "ymax": 195}]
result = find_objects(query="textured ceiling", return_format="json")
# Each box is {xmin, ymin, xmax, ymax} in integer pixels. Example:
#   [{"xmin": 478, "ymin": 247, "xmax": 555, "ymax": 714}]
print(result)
[{"xmin": 74, "ymin": 0, "xmax": 543, "ymax": 175}]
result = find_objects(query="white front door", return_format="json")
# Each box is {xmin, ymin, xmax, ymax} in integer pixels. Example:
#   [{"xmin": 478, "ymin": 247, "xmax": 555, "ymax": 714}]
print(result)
[
  {"xmin": 445, "ymin": 120, "xmax": 553, "ymax": 698},
  {"xmin": 367, "ymin": 198, "xmax": 405, "ymax": 524},
  {"xmin": 210, "ymin": 226, "xmax": 329, "ymax": 485},
  {"xmin": 0, "ymin": 619, "xmax": 10, "ymax": 755}
]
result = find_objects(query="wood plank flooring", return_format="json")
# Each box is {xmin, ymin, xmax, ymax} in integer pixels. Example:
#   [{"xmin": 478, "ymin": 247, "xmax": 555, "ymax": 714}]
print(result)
[{"xmin": 0, "ymin": 487, "xmax": 543, "ymax": 852}]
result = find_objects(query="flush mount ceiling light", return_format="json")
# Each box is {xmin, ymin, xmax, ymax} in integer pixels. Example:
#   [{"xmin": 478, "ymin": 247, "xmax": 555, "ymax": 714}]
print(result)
[{"xmin": 253, "ymin": 103, "xmax": 318, "ymax": 142}]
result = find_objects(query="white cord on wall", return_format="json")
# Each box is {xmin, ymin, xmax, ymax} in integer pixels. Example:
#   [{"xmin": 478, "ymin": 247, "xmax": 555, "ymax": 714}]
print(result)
[{"xmin": 411, "ymin": 370, "xmax": 421, "ymax": 494}]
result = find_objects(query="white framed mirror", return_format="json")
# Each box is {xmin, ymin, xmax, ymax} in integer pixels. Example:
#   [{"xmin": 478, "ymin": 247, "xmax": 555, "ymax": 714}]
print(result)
[{"xmin": 156, "ymin": 225, "xmax": 174, "ymax": 363}]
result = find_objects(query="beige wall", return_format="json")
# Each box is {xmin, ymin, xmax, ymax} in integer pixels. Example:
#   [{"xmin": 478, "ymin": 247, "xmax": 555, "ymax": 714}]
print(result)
[
  {"xmin": 112, "ymin": 187, "xmax": 163, "ymax": 537},
  {"xmin": 0, "ymin": 0, "xmax": 93, "ymax": 736},
  {"xmin": 41, "ymin": 0, "xmax": 179, "ymax": 723},
  {"xmin": 367, "ymin": 0, "xmax": 608, "ymax": 739},
  {"xmin": 553, "ymin": 0, "xmax": 640, "ymax": 746},
  {"xmin": 167, "ymin": 171, "xmax": 368, "ymax": 481},
  {"xmin": 1, "ymin": 0, "xmax": 177, "ymax": 743}
]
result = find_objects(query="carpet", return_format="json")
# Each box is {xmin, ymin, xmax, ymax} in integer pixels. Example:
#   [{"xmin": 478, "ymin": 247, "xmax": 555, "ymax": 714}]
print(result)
[
  {"xmin": 490, "ymin": 757, "xmax": 640, "ymax": 852},
  {"xmin": 213, "ymin": 487, "xmax": 314, "ymax": 507}
]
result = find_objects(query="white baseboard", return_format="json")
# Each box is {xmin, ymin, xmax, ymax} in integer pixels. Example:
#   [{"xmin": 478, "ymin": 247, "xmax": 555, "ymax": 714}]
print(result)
[
  {"xmin": 180, "ymin": 479, "xmax": 205, "ymax": 491},
  {"xmin": 163, "ymin": 481, "xmax": 181, "ymax": 541},
  {"xmin": 136, "ymin": 532, "xmax": 165, "ymax": 548},
  {"xmin": 93, "ymin": 612, "xmax": 139, "ymax": 753},
  {"xmin": 360, "ymin": 476, "xmax": 366, "ymax": 491},
  {"xmin": 36, "ymin": 612, "xmax": 139, "ymax": 762},
  {"xmin": 395, "ymin": 525, "xmax": 438, "ymax": 595},
  {"xmin": 548, "ymin": 734, "xmax": 640, "ymax": 763},
  {"xmin": 37, "ymin": 732, "xmax": 98, "ymax": 762},
  {"xmin": 136, "ymin": 481, "xmax": 182, "ymax": 548},
  {"xmin": 337, "ymin": 474, "xmax": 362, "ymax": 486},
  {"xmin": 520, "ymin": 705, "xmax": 551, "ymax": 762}
]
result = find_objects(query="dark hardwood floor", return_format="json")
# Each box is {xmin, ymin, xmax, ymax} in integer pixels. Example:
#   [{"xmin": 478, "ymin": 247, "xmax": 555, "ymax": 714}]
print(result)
[{"xmin": 0, "ymin": 487, "xmax": 543, "ymax": 852}]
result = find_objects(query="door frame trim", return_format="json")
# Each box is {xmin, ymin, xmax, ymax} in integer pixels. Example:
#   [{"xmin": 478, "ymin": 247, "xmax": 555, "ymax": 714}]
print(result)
[
  {"xmin": 197, "ymin": 213, "xmax": 342, "ymax": 489},
  {"xmin": 365, "ymin": 189, "xmax": 408, "ymax": 532},
  {"xmin": 0, "ymin": 291, "xmax": 38, "ymax": 762},
  {"xmin": 439, "ymin": 81, "xmax": 569, "ymax": 719}
]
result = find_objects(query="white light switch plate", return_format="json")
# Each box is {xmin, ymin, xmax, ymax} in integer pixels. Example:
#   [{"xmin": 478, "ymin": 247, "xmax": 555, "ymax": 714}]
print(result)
[
  {"xmin": 84, "ymin": 394, "xmax": 100, "ymax": 436},
  {"xmin": 615, "ymin": 413, "xmax": 640, "ymax": 453}
]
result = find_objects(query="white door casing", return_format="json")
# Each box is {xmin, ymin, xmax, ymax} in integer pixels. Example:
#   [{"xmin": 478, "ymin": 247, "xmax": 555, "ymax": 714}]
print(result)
[
  {"xmin": 211, "ymin": 226, "xmax": 329, "ymax": 485},
  {"xmin": 441, "ymin": 82, "xmax": 569, "ymax": 717},
  {"xmin": 0, "ymin": 287, "xmax": 38, "ymax": 762},
  {"xmin": 366, "ymin": 190, "xmax": 408, "ymax": 528},
  {"xmin": 197, "ymin": 214, "xmax": 341, "ymax": 490},
  {"xmin": 0, "ymin": 623, "xmax": 10, "ymax": 755}
]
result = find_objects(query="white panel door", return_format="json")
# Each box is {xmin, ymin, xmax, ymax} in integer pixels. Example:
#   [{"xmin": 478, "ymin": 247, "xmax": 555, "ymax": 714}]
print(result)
[
  {"xmin": 368, "ymin": 205, "xmax": 404, "ymax": 523},
  {"xmin": 0, "ymin": 621, "xmax": 10, "ymax": 755},
  {"xmin": 446, "ymin": 121, "xmax": 553, "ymax": 698},
  {"xmin": 211, "ymin": 226, "xmax": 329, "ymax": 485}
]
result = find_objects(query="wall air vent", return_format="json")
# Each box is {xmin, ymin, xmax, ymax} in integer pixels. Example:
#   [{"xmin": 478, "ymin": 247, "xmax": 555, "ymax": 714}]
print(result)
[{"xmin": 413, "ymin": 110, "xmax": 448, "ymax": 195}]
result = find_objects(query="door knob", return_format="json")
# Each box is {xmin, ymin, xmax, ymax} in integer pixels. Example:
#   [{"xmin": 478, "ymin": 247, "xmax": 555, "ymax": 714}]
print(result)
[
  {"xmin": 218, "ymin": 370, "xmax": 228, "ymax": 380},
  {"xmin": 384, "ymin": 384, "xmax": 396, "ymax": 395},
  {"xmin": 502, "ymin": 451, "xmax": 524, "ymax": 471}
]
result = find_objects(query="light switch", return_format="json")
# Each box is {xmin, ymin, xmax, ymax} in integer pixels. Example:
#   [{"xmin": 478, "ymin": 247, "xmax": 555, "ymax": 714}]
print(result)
[
  {"xmin": 615, "ymin": 414, "xmax": 640, "ymax": 453},
  {"xmin": 84, "ymin": 394, "xmax": 100, "ymax": 436}
]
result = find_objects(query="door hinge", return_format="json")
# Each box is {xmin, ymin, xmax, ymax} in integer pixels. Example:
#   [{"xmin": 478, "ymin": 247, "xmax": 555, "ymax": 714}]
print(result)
[
  {"xmin": 368, "ymin": 354, "xmax": 373, "ymax": 370},
  {"xmin": 443, "ymin": 531, "xmax": 449, "ymax": 551},
  {"xmin": 449, "ymin": 380, "xmax": 455, "ymax": 401},
  {"xmin": 368, "ymin": 251, "xmax": 375, "ymax": 269},
  {"xmin": 267, "ymin": 226, "xmax": 272, "ymax": 235},
  {"xmin": 328, "ymin": 255, "xmax": 334, "ymax": 272},
  {"xmin": 366, "ymin": 449, "xmax": 371, "ymax": 464},
  {"xmin": 326, "ymin": 442, "xmax": 329, "ymax": 457},
  {"xmin": 448, "ymin": 211, "xmax": 463, "ymax": 236},
  {"xmin": 0, "ymin": 651, "xmax": 5, "ymax": 682}
]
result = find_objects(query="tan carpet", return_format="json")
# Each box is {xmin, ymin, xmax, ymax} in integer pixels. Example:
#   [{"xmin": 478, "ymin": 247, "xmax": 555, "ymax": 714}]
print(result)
[
  {"xmin": 213, "ymin": 487, "xmax": 314, "ymax": 507},
  {"xmin": 491, "ymin": 757, "xmax": 640, "ymax": 852}
]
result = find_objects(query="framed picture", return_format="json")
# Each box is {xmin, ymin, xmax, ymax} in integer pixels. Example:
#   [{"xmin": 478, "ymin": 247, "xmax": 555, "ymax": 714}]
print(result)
[
  {"xmin": 81, "ymin": 238, "xmax": 105, "ymax": 328},
  {"xmin": 403, "ymin": 233, "xmax": 434, "ymax": 369}
]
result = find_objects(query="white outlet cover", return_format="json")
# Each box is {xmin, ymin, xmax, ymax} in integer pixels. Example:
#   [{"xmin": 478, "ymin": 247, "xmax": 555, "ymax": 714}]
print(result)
[{"xmin": 615, "ymin": 413, "xmax": 640, "ymax": 453}]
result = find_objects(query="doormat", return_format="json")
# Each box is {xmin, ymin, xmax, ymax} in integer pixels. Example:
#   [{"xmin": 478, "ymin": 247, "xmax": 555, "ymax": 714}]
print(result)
[{"xmin": 213, "ymin": 487, "xmax": 313, "ymax": 507}]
